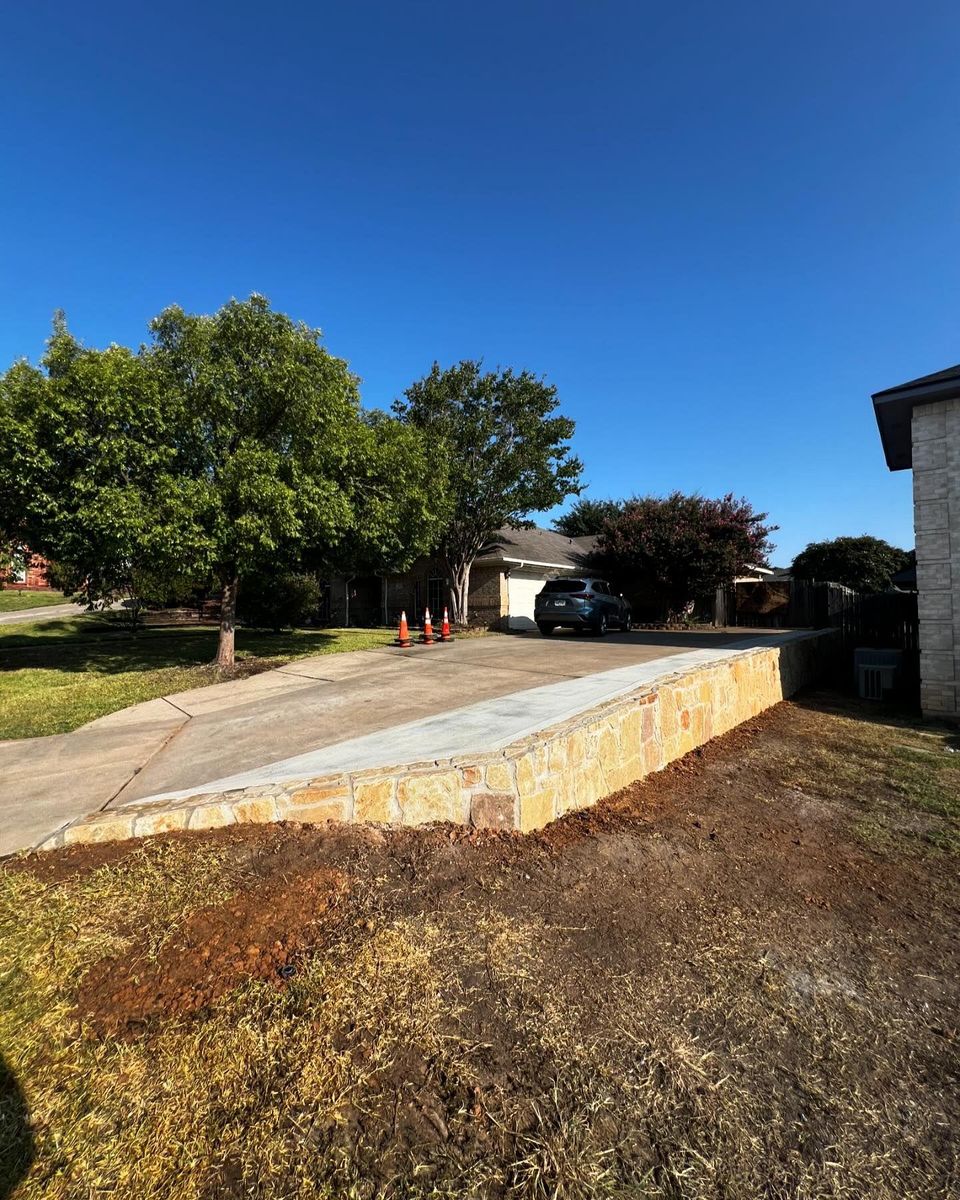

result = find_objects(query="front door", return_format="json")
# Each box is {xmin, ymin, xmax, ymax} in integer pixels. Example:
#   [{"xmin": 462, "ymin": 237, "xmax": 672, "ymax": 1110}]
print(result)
[{"xmin": 427, "ymin": 575, "xmax": 445, "ymax": 619}]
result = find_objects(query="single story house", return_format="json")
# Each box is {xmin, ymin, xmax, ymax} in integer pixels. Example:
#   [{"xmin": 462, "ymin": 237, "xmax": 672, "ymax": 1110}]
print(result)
[
  {"xmin": 873, "ymin": 364, "xmax": 960, "ymax": 722},
  {"xmin": 326, "ymin": 526, "xmax": 596, "ymax": 630}
]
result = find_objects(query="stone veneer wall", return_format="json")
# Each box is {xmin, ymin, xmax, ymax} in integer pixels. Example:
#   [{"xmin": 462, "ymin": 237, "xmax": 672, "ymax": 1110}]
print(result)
[
  {"xmin": 912, "ymin": 397, "xmax": 960, "ymax": 721},
  {"xmin": 38, "ymin": 632, "xmax": 834, "ymax": 851}
]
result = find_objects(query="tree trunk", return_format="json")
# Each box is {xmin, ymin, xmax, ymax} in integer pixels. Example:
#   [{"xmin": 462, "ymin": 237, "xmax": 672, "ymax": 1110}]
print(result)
[
  {"xmin": 215, "ymin": 572, "xmax": 239, "ymax": 667},
  {"xmin": 448, "ymin": 558, "xmax": 471, "ymax": 625}
]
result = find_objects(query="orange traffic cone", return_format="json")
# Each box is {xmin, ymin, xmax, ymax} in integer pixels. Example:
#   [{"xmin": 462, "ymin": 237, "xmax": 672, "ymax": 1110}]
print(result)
[
  {"xmin": 439, "ymin": 606, "xmax": 453, "ymax": 642},
  {"xmin": 420, "ymin": 607, "xmax": 435, "ymax": 645},
  {"xmin": 394, "ymin": 610, "xmax": 412, "ymax": 648}
]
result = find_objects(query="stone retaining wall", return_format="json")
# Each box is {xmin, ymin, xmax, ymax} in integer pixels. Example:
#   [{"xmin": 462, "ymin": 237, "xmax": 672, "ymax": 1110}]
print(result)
[{"xmin": 38, "ymin": 632, "xmax": 834, "ymax": 850}]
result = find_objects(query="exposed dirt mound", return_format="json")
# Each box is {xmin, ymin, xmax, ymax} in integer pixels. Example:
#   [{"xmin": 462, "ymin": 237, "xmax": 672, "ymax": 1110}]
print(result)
[
  {"xmin": 8, "ymin": 693, "xmax": 959, "ymax": 1199},
  {"xmin": 76, "ymin": 867, "xmax": 349, "ymax": 1035}
]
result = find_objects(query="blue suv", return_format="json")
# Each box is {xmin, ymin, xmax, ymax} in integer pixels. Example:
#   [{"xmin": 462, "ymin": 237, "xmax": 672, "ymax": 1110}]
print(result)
[{"xmin": 534, "ymin": 577, "xmax": 632, "ymax": 637}]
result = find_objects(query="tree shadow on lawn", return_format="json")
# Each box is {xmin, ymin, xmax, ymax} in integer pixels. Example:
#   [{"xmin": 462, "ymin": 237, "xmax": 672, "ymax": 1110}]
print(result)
[
  {"xmin": 0, "ymin": 1053, "xmax": 33, "ymax": 1199},
  {"xmin": 0, "ymin": 621, "xmax": 347, "ymax": 676}
]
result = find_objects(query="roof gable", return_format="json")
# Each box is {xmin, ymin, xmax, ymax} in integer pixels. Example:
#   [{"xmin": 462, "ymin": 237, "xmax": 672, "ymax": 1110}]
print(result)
[{"xmin": 871, "ymin": 363, "xmax": 960, "ymax": 471}]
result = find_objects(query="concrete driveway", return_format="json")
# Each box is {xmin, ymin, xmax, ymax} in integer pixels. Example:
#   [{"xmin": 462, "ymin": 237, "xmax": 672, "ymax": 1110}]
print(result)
[{"xmin": 0, "ymin": 628, "xmax": 784, "ymax": 855}]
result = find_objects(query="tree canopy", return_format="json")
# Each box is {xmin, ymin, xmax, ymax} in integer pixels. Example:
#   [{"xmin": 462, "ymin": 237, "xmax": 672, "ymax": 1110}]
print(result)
[
  {"xmin": 790, "ymin": 535, "xmax": 910, "ymax": 593},
  {"xmin": 395, "ymin": 360, "xmax": 582, "ymax": 621},
  {"xmin": 553, "ymin": 497, "xmax": 622, "ymax": 538},
  {"xmin": 0, "ymin": 296, "xmax": 449, "ymax": 663},
  {"xmin": 0, "ymin": 314, "xmax": 196, "ymax": 611},
  {"xmin": 591, "ymin": 492, "xmax": 776, "ymax": 621}
]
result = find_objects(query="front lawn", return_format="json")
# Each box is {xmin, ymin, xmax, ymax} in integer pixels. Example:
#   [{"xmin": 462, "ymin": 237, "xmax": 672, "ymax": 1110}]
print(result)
[
  {"xmin": 0, "ymin": 589, "xmax": 67, "ymax": 612},
  {"xmin": 0, "ymin": 615, "xmax": 396, "ymax": 739},
  {"xmin": 1, "ymin": 696, "xmax": 957, "ymax": 1198}
]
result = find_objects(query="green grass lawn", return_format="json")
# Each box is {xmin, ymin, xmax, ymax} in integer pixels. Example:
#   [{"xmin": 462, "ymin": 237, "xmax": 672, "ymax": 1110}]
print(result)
[
  {"xmin": 0, "ymin": 615, "xmax": 396, "ymax": 739},
  {"xmin": 0, "ymin": 588, "xmax": 68, "ymax": 611}
]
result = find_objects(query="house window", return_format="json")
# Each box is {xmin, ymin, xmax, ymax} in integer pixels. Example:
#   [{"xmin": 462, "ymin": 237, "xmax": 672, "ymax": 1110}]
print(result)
[{"xmin": 427, "ymin": 575, "xmax": 445, "ymax": 616}]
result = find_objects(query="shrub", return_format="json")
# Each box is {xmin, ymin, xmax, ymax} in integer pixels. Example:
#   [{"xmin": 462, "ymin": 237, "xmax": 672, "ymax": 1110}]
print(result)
[{"xmin": 237, "ymin": 572, "xmax": 323, "ymax": 632}]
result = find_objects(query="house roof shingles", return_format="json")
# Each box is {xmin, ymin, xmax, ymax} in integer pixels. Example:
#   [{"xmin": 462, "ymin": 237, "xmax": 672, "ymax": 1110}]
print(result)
[{"xmin": 477, "ymin": 526, "xmax": 595, "ymax": 571}]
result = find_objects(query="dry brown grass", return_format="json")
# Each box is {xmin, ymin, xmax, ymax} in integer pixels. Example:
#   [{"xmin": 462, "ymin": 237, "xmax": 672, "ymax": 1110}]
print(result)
[{"xmin": 1, "ymin": 695, "xmax": 958, "ymax": 1198}]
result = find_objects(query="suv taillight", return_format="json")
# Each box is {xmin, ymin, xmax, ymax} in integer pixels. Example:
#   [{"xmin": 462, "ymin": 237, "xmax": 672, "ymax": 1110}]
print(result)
[{"xmin": 570, "ymin": 593, "xmax": 591, "ymax": 599}]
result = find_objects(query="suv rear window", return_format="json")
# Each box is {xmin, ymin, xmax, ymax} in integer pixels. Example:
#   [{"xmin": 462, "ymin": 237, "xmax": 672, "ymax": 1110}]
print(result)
[{"xmin": 543, "ymin": 579, "xmax": 586, "ymax": 593}]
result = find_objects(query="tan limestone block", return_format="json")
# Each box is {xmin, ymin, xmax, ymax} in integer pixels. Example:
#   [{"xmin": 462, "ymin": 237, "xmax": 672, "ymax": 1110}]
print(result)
[
  {"xmin": 565, "ymin": 729, "xmax": 586, "ymax": 768},
  {"xmin": 573, "ymin": 760, "xmax": 605, "ymax": 809},
  {"xmin": 354, "ymin": 778, "xmax": 396, "ymax": 823},
  {"xmin": 290, "ymin": 783, "xmax": 349, "ymax": 805},
  {"xmin": 133, "ymin": 807, "xmax": 192, "ymax": 837},
  {"xmin": 519, "ymin": 780, "xmax": 559, "ymax": 832},
  {"xmin": 188, "ymin": 803, "xmax": 237, "ymax": 831},
  {"xmin": 515, "ymin": 752, "xmax": 538, "ymax": 799},
  {"xmin": 397, "ymin": 771, "xmax": 463, "ymax": 825},
  {"xmin": 62, "ymin": 813, "xmax": 135, "ymax": 846},
  {"xmin": 548, "ymin": 734, "xmax": 570, "ymax": 773},
  {"xmin": 485, "ymin": 760, "xmax": 514, "ymax": 792},
  {"xmin": 602, "ymin": 757, "xmax": 633, "ymax": 794},
  {"xmin": 619, "ymin": 707, "xmax": 643, "ymax": 757},
  {"xmin": 231, "ymin": 795, "xmax": 280, "ymax": 825},
  {"xmin": 283, "ymin": 798, "xmax": 347, "ymax": 824}
]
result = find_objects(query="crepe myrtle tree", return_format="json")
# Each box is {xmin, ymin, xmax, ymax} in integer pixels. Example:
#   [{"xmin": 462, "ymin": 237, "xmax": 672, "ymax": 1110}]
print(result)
[
  {"xmin": 593, "ymin": 492, "xmax": 776, "ymax": 621},
  {"xmin": 149, "ymin": 295, "xmax": 362, "ymax": 666},
  {"xmin": 395, "ymin": 360, "xmax": 582, "ymax": 623}
]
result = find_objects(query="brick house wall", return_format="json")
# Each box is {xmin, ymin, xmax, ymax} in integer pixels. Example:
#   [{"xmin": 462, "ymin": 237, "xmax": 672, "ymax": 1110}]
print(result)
[
  {"xmin": 912, "ymin": 397, "xmax": 960, "ymax": 720},
  {"xmin": 326, "ymin": 557, "xmax": 510, "ymax": 629},
  {"xmin": 3, "ymin": 550, "xmax": 53, "ymax": 590}
]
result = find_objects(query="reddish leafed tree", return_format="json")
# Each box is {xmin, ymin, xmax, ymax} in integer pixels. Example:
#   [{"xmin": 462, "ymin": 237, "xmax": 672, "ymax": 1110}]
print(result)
[{"xmin": 591, "ymin": 492, "xmax": 776, "ymax": 621}]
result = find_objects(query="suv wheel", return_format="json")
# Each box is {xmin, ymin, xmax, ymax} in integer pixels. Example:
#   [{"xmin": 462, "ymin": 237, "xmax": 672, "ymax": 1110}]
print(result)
[
  {"xmin": 593, "ymin": 613, "xmax": 608, "ymax": 637},
  {"xmin": 537, "ymin": 622, "xmax": 554, "ymax": 636}
]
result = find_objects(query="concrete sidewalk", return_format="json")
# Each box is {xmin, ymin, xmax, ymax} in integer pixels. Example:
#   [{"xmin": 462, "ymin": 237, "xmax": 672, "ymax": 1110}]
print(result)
[{"xmin": 0, "ymin": 629, "xmax": 783, "ymax": 855}]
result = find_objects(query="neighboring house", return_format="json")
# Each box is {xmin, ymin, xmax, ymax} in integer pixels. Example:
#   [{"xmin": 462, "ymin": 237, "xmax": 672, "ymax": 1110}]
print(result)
[
  {"xmin": 327, "ymin": 526, "xmax": 595, "ymax": 630},
  {"xmin": 2, "ymin": 548, "xmax": 52, "ymax": 590},
  {"xmin": 734, "ymin": 565, "xmax": 774, "ymax": 584},
  {"xmin": 873, "ymin": 365, "xmax": 960, "ymax": 722}
]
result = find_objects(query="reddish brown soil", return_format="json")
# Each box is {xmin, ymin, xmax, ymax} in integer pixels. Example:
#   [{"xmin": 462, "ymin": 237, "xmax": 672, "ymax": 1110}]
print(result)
[
  {"xmin": 23, "ymin": 694, "xmax": 952, "ymax": 1053},
  {"xmin": 76, "ymin": 868, "xmax": 349, "ymax": 1035},
  {"xmin": 9, "ymin": 692, "xmax": 960, "ymax": 1196}
]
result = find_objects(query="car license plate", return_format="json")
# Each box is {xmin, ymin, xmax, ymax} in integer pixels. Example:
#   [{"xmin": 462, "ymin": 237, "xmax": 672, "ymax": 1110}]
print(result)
[{"xmin": 552, "ymin": 599, "xmax": 567, "ymax": 607}]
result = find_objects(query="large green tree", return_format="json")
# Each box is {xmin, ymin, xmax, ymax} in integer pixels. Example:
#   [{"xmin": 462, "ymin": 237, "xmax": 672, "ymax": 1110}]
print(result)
[
  {"xmin": 149, "ymin": 295, "xmax": 363, "ymax": 665},
  {"xmin": 592, "ymin": 492, "xmax": 776, "ymax": 621},
  {"xmin": 0, "ymin": 315, "xmax": 200, "ymax": 616},
  {"xmin": 306, "ymin": 411, "xmax": 447, "ymax": 624},
  {"xmin": 553, "ymin": 497, "xmax": 622, "ymax": 538},
  {"xmin": 395, "ymin": 361, "xmax": 582, "ymax": 622},
  {"xmin": 790, "ymin": 535, "xmax": 909, "ymax": 593}
]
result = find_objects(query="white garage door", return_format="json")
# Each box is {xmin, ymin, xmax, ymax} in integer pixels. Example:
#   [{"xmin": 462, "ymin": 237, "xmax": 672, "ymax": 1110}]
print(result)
[{"xmin": 507, "ymin": 572, "xmax": 548, "ymax": 630}]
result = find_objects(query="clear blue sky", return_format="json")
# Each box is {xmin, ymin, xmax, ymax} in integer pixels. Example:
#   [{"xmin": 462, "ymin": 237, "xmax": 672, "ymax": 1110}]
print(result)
[{"xmin": 2, "ymin": 1, "xmax": 957, "ymax": 564}]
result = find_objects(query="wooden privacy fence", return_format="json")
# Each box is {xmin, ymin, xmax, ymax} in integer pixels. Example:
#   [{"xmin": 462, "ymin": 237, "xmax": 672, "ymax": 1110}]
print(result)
[{"xmin": 718, "ymin": 580, "xmax": 919, "ymax": 654}]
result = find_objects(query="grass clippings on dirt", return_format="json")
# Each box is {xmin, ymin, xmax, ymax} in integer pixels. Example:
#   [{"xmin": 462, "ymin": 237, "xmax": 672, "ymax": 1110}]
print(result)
[
  {"xmin": 1, "ymin": 693, "xmax": 958, "ymax": 1199},
  {"xmin": 0, "ymin": 617, "xmax": 397, "ymax": 739}
]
